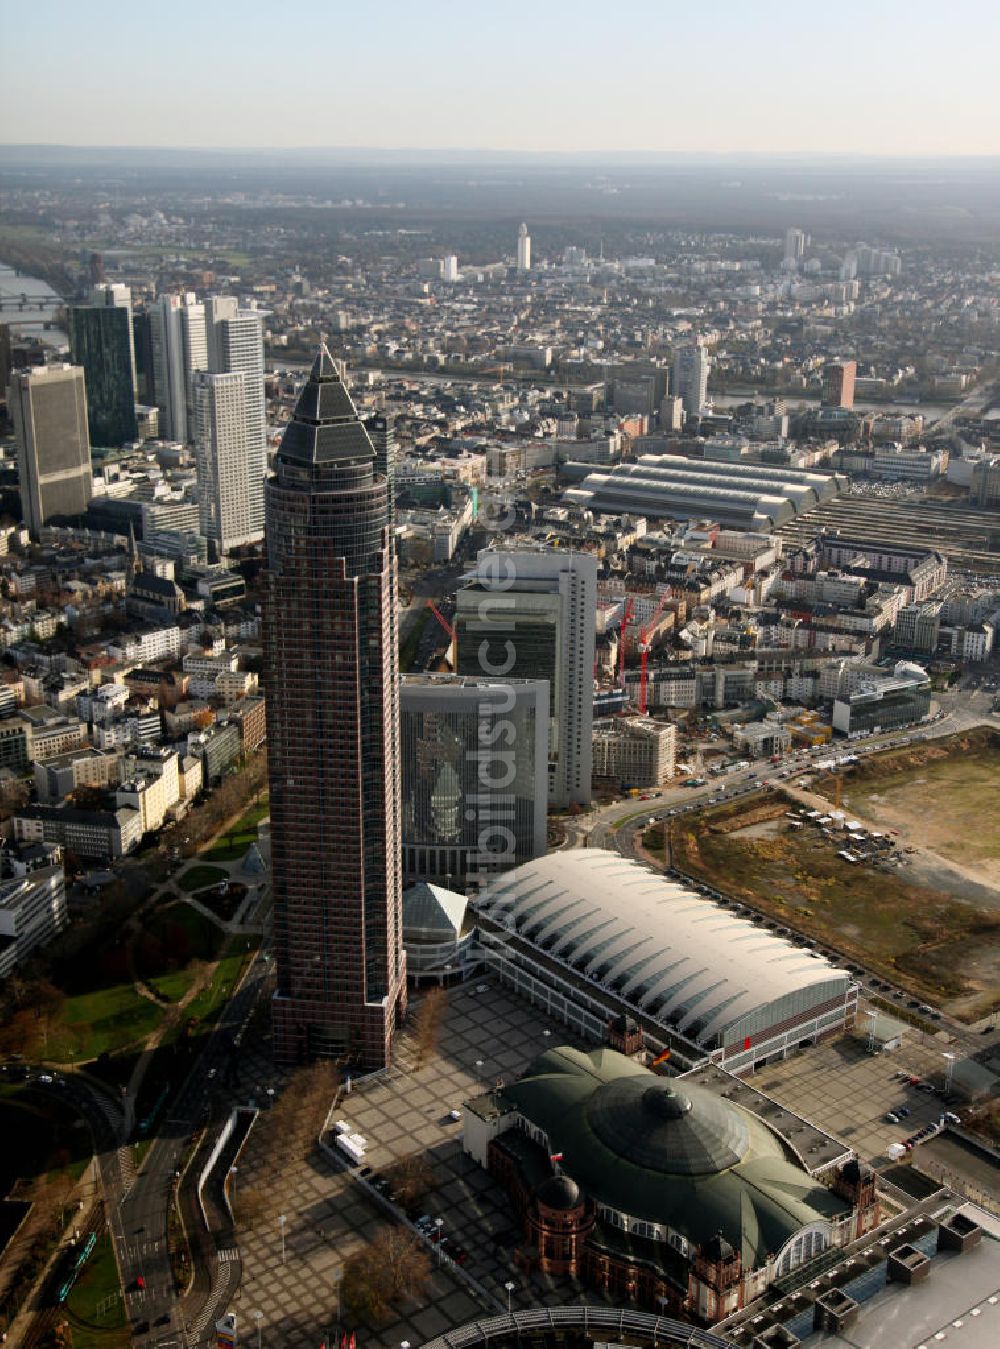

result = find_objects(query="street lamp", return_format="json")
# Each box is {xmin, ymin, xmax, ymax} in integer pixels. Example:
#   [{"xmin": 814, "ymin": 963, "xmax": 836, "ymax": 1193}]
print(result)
[
  {"xmin": 434, "ymin": 1217, "xmax": 444, "ymax": 1265},
  {"xmin": 943, "ymin": 1052, "xmax": 956, "ymax": 1095},
  {"xmin": 505, "ymin": 1280, "xmax": 516, "ymax": 1314},
  {"xmin": 278, "ymin": 1213, "xmax": 287, "ymax": 1264},
  {"xmin": 250, "ymin": 1309, "xmax": 263, "ymax": 1349}
]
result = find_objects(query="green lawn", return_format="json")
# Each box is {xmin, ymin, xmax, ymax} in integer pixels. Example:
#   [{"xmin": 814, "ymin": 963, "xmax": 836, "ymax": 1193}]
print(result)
[
  {"xmin": 147, "ymin": 968, "xmax": 198, "ymax": 1003},
  {"xmin": 203, "ymin": 800, "xmax": 269, "ymax": 862},
  {"xmin": 176, "ymin": 863, "xmax": 229, "ymax": 893},
  {"xmin": 0, "ymin": 1091, "xmax": 93, "ymax": 1194},
  {"xmin": 184, "ymin": 941, "xmax": 257, "ymax": 1030},
  {"xmin": 54, "ymin": 984, "xmax": 163, "ymax": 1063},
  {"xmin": 641, "ymin": 824, "xmax": 667, "ymax": 864},
  {"xmin": 146, "ymin": 900, "xmax": 224, "ymax": 962},
  {"xmin": 64, "ymin": 1233, "xmax": 128, "ymax": 1347}
]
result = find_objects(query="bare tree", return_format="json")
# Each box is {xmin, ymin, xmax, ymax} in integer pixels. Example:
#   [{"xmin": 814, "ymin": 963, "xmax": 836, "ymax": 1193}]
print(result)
[
  {"xmin": 341, "ymin": 1226, "xmax": 430, "ymax": 1323},
  {"xmin": 341, "ymin": 1246, "xmax": 391, "ymax": 1324},
  {"xmin": 250, "ymin": 1060, "xmax": 341, "ymax": 1217},
  {"xmin": 382, "ymin": 1156, "xmax": 438, "ymax": 1210},
  {"xmin": 371, "ymin": 1225, "xmax": 432, "ymax": 1300},
  {"xmin": 413, "ymin": 986, "xmax": 447, "ymax": 1068}
]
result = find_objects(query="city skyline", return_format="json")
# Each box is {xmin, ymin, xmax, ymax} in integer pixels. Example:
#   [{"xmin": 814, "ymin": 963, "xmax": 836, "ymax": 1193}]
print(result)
[{"xmin": 1, "ymin": 0, "xmax": 997, "ymax": 156}]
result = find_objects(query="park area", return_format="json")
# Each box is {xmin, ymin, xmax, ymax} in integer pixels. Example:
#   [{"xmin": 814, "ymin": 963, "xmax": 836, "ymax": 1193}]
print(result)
[
  {"xmin": 814, "ymin": 727, "xmax": 1000, "ymax": 888},
  {"xmin": 62, "ymin": 1233, "xmax": 129, "ymax": 1347},
  {"xmin": 668, "ymin": 790, "xmax": 1000, "ymax": 1021},
  {"xmin": 202, "ymin": 796, "xmax": 269, "ymax": 862}
]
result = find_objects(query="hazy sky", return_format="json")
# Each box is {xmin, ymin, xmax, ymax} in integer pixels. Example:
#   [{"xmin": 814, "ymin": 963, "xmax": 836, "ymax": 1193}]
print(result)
[{"xmin": 2, "ymin": 0, "xmax": 997, "ymax": 155}]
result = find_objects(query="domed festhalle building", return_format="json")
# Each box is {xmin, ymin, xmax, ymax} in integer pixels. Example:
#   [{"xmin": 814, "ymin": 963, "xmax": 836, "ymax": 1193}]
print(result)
[{"xmin": 462, "ymin": 1046, "xmax": 879, "ymax": 1325}]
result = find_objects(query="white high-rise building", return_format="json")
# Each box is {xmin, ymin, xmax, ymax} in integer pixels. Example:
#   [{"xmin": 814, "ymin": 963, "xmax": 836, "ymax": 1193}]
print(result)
[
  {"xmin": 205, "ymin": 299, "xmax": 266, "ymax": 545},
  {"xmin": 193, "ymin": 372, "xmax": 261, "ymax": 554},
  {"xmin": 149, "ymin": 296, "xmax": 187, "ymax": 441},
  {"xmin": 148, "ymin": 293, "xmax": 206, "ymax": 442},
  {"xmin": 517, "ymin": 222, "xmax": 531, "ymax": 272},
  {"xmin": 784, "ymin": 227, "xmax": 808, "ymax": 264},
  {"xmin": 672, "ymin": 340, "xmax": 711, "ymax": 418},
  {"xmin": 442, "ymin": 254, "xmax": 459, "ymax": 283},
  {"xmin": 180, "ymin": 297, "xmax": 207, "ymax": 440},
  {"xmin": 454, "ymin": 548, "xmax": 597, "ymax": 808},
  {"xmin": 205, "ymin": 296, "xmax": 240, "ymax": 368},
  {"xmin": 91, "ymin": 282, "xmax": 137, "ymax": 394}
]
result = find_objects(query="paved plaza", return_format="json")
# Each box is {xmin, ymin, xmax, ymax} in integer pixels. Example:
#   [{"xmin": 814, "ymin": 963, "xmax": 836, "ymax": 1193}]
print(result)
[
  {"xmin": 228, "ymin": 980, "xmax": 594, "ymax": 1348},
  {"xmin": 220, "ymin": 985, "xmax": 987, "ymax": 1348}
]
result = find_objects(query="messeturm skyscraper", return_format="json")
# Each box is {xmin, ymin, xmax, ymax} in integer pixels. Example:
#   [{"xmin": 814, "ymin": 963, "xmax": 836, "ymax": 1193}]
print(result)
[{"xmin": 263, "ymin": 346, "xmax": 406, "ymax": 1066}]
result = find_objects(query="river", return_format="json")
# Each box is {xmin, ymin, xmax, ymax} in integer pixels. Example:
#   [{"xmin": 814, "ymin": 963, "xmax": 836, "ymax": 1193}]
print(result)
[
  {"xmin": 269, "ymin": 358, "xmax": 949, "ymax": 423},
  {"xmin": 0, "ymin": 262, "xmax": 67, "ymax": 344},
  {"xmin": 710, "ymin": 389, "xmax": 949, "ymax": 421}
]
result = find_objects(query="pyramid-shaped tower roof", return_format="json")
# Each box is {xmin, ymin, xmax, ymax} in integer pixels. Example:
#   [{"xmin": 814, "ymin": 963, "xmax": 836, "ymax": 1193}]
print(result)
[{"xmin": 276, "ymin": 343, "xmax": 375, "ymax": 467}]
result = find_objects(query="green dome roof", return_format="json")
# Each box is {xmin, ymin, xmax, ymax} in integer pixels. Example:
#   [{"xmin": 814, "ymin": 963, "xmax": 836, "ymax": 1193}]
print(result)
[
  {"xmin": 500, "ymin": 1045, "xmax": 851, "ymax": 1269},
  {"xmin": 586, "ymin": 1078, "xmax": 750, "ymax": 1177}
]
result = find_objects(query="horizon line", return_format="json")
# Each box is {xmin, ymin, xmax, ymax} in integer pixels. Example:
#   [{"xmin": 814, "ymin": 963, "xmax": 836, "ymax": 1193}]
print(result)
[{"xmin": 1, "ymin": 142, "xmax": 999, "ymax": 161}]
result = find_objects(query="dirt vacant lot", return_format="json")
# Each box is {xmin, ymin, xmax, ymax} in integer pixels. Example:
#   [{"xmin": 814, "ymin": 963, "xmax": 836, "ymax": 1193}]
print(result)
[
  {"xmin": 817, "ymin": 728, "xmax": 1000, "ymax": 887},
  {"xmin": 669, "ymin": 794, "xmax": 1000, "ymax": 1021}
]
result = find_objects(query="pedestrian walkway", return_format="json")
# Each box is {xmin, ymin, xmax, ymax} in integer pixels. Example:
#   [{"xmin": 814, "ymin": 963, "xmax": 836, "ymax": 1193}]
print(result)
[{"xmin": 222, "ymin": 981, "xmax": 585, "ymax": 1347}]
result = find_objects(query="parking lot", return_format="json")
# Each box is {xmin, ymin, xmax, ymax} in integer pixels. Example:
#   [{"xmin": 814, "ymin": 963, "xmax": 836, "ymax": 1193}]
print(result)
[{"xmin": 749, "ymin": 1032, "xmax": 966, "ymax": 1164}]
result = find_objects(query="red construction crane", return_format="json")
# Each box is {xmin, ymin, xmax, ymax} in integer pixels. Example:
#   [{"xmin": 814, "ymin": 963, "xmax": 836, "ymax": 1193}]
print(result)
[
  {"xmin": 638, "ymin": 592, "xmax": 672, "ymax": 715},
  {"xmin": 425, "ymin": 598, "xmax": 455, "ymax": 641},
  {"xmin": 618, "ymin": 597, "xmax": 635, "ymax": 690}
]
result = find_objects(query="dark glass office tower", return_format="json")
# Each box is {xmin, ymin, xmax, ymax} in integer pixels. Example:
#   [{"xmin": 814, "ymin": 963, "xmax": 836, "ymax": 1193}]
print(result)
[
  {"xmin": 132, "ymin": 311, "xmax": 154, "ymax": 406},
  {"xmin": 263, "ymin": 346, "xmax": 406, "ymax": 1066},
  {"xmin": 68, "ymin": 306, "xmax": 138, "ymax": 447}
]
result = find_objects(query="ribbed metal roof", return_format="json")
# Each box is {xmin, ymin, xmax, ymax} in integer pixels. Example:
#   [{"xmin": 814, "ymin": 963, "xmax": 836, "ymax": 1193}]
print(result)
[
  {"xmin": 562, "ymin": 453, "xmax": 842, "ymax": 529},
  {"xmin": 481, "ymin": 853, "xmax": 849, "ymax": 1047}
]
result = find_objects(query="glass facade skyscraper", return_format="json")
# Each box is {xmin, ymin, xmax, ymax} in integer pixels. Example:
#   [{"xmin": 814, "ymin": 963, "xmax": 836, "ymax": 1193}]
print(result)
[
  {"xmin": 68, "ymin": 305, "xmax": 138, "ymax": 447},
  {"xmin": 455, "ymin": 549, "xmax": 596, "ymax": 808},
  {"xmin": 263, "ymin": 347, "xmax": 406, "ymax": 1066},
  {"xmin": 400, "ymin": 673, "xmax": 548, "ymax": 887}
]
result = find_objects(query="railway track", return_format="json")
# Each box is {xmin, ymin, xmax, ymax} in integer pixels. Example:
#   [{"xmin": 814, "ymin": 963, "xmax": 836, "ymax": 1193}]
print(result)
[
  {"xmin": 780, "ymin": 495, "xmax": 1000, "ymax": 575},
  {"xmin": 20, "ymin": 1202, "xmax": 107, "ymax": 1349}
]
